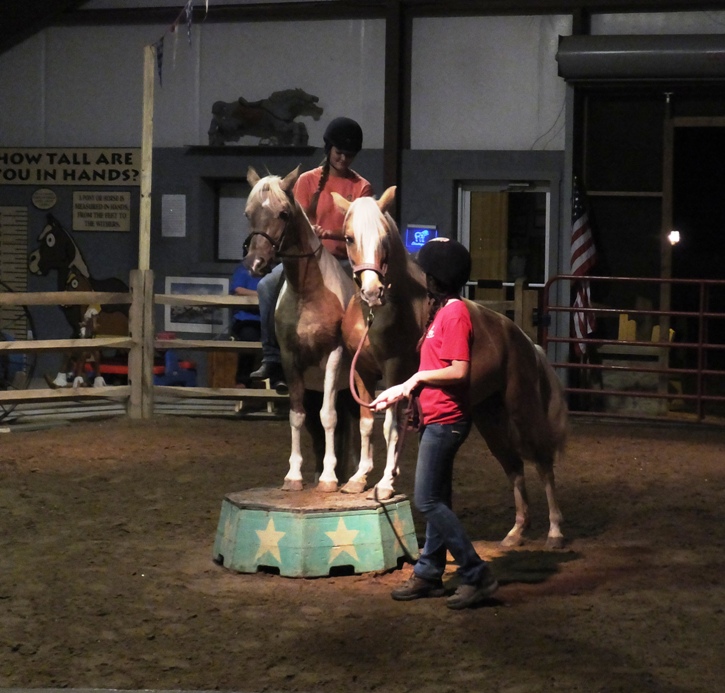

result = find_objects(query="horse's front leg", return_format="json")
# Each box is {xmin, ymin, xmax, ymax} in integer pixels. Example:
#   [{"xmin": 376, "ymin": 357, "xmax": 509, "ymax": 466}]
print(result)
[
  {"xmin": 341, "ymin": 372, "xmax": 376, "ymax": 495},
  {"xmin": 282, "ymin": 374, "xmax": 306, "ymax": 492},
  {"xmin": 367, "ymin": 404, "xmax": 401, "ymax": 501},
  {"xmin": 316, "ymin": 347, "xmax": 343, "ymax": 493}
]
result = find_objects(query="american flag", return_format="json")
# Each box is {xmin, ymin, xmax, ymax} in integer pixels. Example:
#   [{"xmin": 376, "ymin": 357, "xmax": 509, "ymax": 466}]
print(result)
[{"xmin": 571, "ymin": 177, "xmax": 598, "ymax": 356}]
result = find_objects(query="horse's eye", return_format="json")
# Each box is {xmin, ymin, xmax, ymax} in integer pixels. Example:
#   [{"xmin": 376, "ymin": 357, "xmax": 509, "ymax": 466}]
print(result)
[{"xmin": 46, "ymin": 234, "xmax": 56, "ymax": 248}]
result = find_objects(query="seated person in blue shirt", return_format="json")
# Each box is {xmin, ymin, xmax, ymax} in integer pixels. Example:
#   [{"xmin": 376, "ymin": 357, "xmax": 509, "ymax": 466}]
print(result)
[{"xmin": 229, "ymin": 263, "xmax": 262, "ymax": 388}]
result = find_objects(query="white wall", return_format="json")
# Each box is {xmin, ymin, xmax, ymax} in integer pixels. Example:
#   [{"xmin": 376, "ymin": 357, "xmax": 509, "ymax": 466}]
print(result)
[
  {"xmin": 410, "ymin": 15, "xmax": 572, "ymax": 151},
  {"xmin": 0, "ymin": 19, "xmax": 386, "ymax": 149},
  {"xmin": 3, "ymin": 9, "xmax": 724, "ymax": 151},
  {"xmin": 592, "ymin": 10, "xmax": 725, "ymax": 34}
]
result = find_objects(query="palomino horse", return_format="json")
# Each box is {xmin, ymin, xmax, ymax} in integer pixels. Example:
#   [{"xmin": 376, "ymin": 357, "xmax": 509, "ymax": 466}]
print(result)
[
  {"xmin": 336, "ymin": 188, "xmax": 430, "ymax": 499},
  {"xmin": 243, "ymin": 166, "xmax": 356, "ymax": 492},
  {"xmin": 28, "ymin": 214, "xmax": 129, "ymax": 386},
  {"xmin": 336, "ymin": 190, "xmax": 569, "ymax": 548}
]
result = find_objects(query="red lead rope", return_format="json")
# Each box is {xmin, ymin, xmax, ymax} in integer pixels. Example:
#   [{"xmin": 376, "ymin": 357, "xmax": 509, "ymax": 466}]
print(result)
[{"xmin": 348, "ymin": 309, "xmax": 416, "ymax": 460}]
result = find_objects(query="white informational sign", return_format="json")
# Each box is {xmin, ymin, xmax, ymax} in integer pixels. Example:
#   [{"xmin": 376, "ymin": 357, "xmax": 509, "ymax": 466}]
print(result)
[
  {"xmin": 162, "ymin": 194, "xmax": 187, "ymax": 238},
  {"xmin": 72, "ymin": 191, "xmax": 131, "ymax": 231}
]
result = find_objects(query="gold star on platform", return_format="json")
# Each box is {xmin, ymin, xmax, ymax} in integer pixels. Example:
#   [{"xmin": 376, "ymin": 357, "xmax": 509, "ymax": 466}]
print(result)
[
  {"xmin": 254, "ymin": 517, "xmax": 285, "ymax": 563},
  {"xmin": 325, "ymin": 517, "xmax": 360, "ymax": 563}
]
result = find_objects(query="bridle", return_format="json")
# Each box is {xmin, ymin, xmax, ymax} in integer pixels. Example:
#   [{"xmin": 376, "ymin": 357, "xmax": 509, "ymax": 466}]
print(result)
[
  {"xmin": 247, "ymin": 207, "xmax": 323, "ymax": 260},
  {"xmin": 349, "ymin": 229, "xmax": 390, "ymax": 286}
]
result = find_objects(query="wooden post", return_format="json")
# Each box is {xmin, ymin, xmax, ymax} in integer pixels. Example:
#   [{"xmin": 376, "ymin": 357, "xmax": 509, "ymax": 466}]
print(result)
[
  {"xmin": 139, "ymin": 44, "xmax": 155, "ymax": 272},
  {"xmin": 128, "ymin": 270, "xmax": 144, "ymax": 419},
  {"xmin": 142, "ymin": 269, "xmax": 155, "ymax": 418},
  {"xmin": 128, "ymin": 269, "xmax": 155, "ymax": 419}
]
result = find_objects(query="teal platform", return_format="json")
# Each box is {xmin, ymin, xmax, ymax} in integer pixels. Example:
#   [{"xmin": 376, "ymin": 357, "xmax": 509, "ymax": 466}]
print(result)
[{"xmin": 213, "ymin": 487, "xmax": 419, "ymax": 577}]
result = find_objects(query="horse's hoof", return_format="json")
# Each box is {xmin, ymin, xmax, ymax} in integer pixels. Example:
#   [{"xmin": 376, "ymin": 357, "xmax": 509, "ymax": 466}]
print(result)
[
  {"xmin": 281, "ymin": 479, "xmax": 303, "ymax": 492},
  {"xmin": 500, "ymin": 534, "xmax": 524, "ymax": 549},
  {"xmin": 316, "ymin": 480, "xmax": 338, "ymax": 493},
  {"xmin": 340, "ymin": 479, "xmax": 366, "ymax": 495},
  {"xmin": 366, "ymin": 486, "xmax": 394, "ymax": 501},
  {"xmin": 545, "ymin": 535, "xmax": 566, "ymax": 550}
]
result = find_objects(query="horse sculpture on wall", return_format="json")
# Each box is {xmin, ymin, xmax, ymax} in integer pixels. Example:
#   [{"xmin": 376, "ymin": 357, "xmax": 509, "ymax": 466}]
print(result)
[
  {"xmin": 208, "ymin": 88, "xmax": 324, "ymax": 146},
  {"xmin": 336, "ymin": 190, "xmax": 570, "ymax": 549},
  {"xmin": 28, "ymin": 213, "xmax": 129, "ymax": 387},
  {"xmin": 243, "ymin": 166, "xmax": 356, "ymax": 492}
]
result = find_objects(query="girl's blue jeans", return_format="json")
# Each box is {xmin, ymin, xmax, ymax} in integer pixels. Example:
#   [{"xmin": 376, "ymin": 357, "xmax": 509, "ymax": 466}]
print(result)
[{"xmin": 412, "ymin": 421, "xmax": 489, "ymax": 586}]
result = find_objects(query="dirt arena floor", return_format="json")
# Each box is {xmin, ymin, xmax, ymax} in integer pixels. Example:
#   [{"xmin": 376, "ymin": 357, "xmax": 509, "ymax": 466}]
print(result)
[{"xmin": 0, "ymin": 412, "xmax": 723, "ymax": 693}]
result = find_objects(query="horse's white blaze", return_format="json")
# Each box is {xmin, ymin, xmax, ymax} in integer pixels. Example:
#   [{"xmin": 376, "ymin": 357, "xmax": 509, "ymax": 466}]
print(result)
[{"xmin": 348, "ymin": 199, "xmax": 387, "ymax": 305}]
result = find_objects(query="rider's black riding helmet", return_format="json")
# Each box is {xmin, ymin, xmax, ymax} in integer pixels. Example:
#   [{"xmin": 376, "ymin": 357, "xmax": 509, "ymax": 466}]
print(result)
[
  {"xmin": 417, "ymin": 238, "xmax": 471, "ymax": 293},
  {"xmin": 323, "ymin": 117, "xmax": 363, "ymax": 155}
]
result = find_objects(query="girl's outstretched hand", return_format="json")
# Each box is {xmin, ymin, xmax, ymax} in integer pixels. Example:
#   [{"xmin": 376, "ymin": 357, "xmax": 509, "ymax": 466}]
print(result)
[
  {"xmin": 370, "ymin": 384, "xmax": 405, "ymax": 412},
  {"xmin": 370, "ymin": 374, "xmax": 420, "ymax": 412}
]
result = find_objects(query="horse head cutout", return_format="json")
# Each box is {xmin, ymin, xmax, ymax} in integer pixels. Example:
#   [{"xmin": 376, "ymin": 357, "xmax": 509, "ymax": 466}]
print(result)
[{"xmin": 28, "ymin": 213, "xmax": 90, "ymax": 284}]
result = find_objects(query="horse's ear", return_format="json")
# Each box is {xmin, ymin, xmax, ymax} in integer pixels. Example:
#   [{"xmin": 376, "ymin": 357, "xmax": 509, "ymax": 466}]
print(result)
[
  {"xmin": 331, "ymin": 192, "xmax": 350, "ymax": 214},
  {"xmin": 281, "ymin": 165, "xmax": 301, "ymax": 194},
  {"xmin": 377, "ymin": 186, "xmax": 397, "ymax": 214},
  {"xmin": 247, "ymin": 167, "xmax": 260, "ymax": 187}
]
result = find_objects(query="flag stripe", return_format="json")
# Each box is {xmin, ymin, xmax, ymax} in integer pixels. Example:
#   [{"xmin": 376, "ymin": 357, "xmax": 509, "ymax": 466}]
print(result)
[{"xmin": 571, "ymin": 178, "xmax": 598, "ymax": 356}]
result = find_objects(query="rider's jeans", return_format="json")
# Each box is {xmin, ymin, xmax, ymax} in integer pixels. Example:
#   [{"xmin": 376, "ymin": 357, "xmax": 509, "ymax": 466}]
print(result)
[
  {"xmin": 412, "ymin": 420, "xmax": 490, "ymax": 586},
  {"xmin": 256, "ymin": 263, "xmax": 284, "ymax": 364}
]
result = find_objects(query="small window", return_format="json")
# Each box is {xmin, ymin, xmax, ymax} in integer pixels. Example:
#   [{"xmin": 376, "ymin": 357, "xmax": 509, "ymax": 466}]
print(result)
[{"xmin": 216, "ymin": 181, "xmax": 251, "ymax": 262}]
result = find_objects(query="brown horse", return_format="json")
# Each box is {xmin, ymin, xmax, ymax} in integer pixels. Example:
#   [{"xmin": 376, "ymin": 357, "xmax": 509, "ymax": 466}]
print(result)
[
  {"xmin": 336, "ymin": 190, "xmax": 569, "ymax": 548},
  {"xmin": 243, "ymin": 166, "xmax": 356, "ymax": 492}
]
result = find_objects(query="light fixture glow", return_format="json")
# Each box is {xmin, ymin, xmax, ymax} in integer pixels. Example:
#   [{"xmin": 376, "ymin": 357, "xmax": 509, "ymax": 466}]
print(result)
[{"xmin": 668, "ymin": 230, "xmax": 681, "ymax": 246}]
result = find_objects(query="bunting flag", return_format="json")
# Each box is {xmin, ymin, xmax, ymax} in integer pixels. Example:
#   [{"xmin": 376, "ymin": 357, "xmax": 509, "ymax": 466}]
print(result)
[
  {"xmin": 571, "ymin": 176, "xmax": 598, "ymax": 356},
  {"xmin": 148, "ymin": 0, "xmax": 200, "ymax": 85},
  {"xmin": 153, "ymin": 37, "xmax": 164, "ymax": 86},
  {"xmin": 185, "ymin": 0, "xmax": 194, "ymax": 45}
]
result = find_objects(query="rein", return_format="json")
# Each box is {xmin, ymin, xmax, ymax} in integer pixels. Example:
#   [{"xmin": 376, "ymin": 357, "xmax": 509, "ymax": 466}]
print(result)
[
  {"xmin": 348, "ymin": 307, "xmax": 416, "ymax": 459},
  {"xmin": 348, "ymin": 307, "xmax": 418, "ymax": 564}
]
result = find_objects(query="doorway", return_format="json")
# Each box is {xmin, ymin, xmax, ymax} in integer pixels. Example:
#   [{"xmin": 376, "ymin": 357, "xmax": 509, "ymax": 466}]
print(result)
[
  {"xmin": 457, "ymin": 182, "xmax": 550, "ymax": 301},
  {"xmin": 670, "ymin": 122, "xmax": 725, "ymax": 370}
]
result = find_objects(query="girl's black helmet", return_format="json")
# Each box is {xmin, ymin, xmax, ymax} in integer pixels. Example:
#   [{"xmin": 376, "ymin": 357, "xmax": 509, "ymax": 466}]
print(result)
[
  {"xmin": 417, "ymin": 238, "xmax": 471, "ymax": 292},
  {"xmin": 323, "ymin": 117, "xmax": 363, "ymax": 154}
]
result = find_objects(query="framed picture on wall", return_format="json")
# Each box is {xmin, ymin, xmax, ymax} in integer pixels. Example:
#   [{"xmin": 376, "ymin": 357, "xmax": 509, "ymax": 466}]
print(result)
[{"xmin": 164, "ymin": 276, "xmax": 230, "ymax": 335}]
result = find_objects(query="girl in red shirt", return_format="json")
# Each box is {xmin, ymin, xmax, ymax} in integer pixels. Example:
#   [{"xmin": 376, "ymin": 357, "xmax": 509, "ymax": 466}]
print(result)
[{"xmin": 371, "ymin": 238, "xmax": 498, "ymax": 610}]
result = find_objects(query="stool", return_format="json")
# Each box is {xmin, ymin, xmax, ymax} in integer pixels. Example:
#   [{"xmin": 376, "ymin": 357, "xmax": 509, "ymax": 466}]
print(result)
[{"xmin": 213, "ymin": 487, "xmax": 419, "ymax": 578}]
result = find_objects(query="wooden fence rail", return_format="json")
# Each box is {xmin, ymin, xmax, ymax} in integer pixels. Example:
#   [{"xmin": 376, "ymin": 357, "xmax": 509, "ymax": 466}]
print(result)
[{"xmin": 1, "ymin": 270, "xmax": 535, "ymax": 420}]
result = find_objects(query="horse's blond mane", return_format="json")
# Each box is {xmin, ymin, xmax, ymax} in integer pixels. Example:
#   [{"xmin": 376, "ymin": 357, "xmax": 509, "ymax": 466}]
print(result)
[{"xmin": 349, "ymin": 197, "xmax": 393, "ymax": 256}]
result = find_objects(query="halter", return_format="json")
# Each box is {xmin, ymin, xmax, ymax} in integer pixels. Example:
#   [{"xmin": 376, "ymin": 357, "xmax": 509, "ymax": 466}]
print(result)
[
  {"xmin": 350, "ymin": 232, "xmax": 389, "ymax": 283},
  {"xmin": 351, "ymin": 260, "xmax": 388, "ymax": 281},
  {"xmin": 247, "ymin": 207, "xmax": 323, "ymax": 260}
]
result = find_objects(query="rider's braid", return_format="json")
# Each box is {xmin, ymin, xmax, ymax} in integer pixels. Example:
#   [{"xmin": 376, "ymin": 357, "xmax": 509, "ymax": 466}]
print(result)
[
  {"xmin": 417, "ymin": 295, "xmax": 443, "ymax": 352},
  {"xmin": 306, "ymin": 159, "xmax": 330, "ymax": 223},
  {"xmin": 416, "ymin": 275, "xmax": 458, "ymax": 352}
]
